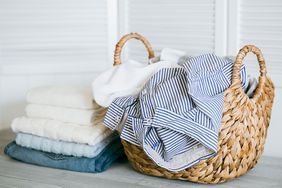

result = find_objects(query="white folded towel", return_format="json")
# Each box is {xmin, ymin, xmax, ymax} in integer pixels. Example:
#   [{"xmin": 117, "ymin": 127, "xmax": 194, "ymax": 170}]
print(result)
[
  {"xmin": 26, "ymin": 104, "xmax": 95, "ymax": 126},
  {"xmin": 11, "ymin": 117, "xmax": 111, "ymax": 146},
  {"xmin": 16, "ymin": 132, "xmax": 117, "ymax": 158},
  {"xmin": 27, "ymin": 86, "xmax": 95, "ymax": 110},
  {"xmin": 92, "ymin": 58, "xmax": 181, "ymax": 107}
]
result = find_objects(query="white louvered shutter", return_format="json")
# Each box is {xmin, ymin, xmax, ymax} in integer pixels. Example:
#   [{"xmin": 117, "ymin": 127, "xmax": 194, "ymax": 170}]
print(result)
[
  {"xmin": 239, "ymin": 0, "xmax": 282, "ymax": 86},
  {"xmin": 121, "ymin": 0, "xmax": 216, "ymax": 62},
  {"xmin": 0, "ymin": 0, "xmax": 108, "ymax": 70}
]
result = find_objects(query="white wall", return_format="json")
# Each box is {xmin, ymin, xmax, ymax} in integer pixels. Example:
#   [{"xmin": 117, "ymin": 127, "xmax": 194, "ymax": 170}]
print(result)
[{"xmin": 0, "ymin": 0, "xmax": 281, "ymax": 158}]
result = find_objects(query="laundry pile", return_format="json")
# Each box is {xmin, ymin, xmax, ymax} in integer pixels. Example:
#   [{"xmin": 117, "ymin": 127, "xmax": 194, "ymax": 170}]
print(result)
[
  {"xmin": 5, "ymin": 87, "xmax": 124, "ymax": 172},
  {"xmin": 4, "ymin": 47, "xmax": 258, "ymax": 173},
  {"xmin": 93, "ymin": 48, "xmax": 258, "ymax": 171}
]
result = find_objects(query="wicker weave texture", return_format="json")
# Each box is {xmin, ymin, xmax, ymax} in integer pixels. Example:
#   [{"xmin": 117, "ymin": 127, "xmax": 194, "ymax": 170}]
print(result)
[{"xmin": 114, "ymin": 33, "xmax": 275, "ymax": 184}]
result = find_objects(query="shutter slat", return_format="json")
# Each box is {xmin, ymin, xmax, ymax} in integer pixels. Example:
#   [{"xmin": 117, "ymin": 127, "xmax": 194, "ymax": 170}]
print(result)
[
  {"xmin": 124, "ymin": 0, "xmax": 216, "ymax": 62},
  {"xmin": 0, "ymin": 0, "xmax": 108, "ymax": 67},
  {"xmin": 240, "ymin": 0, "xmax": 282, "ymax": 82}
]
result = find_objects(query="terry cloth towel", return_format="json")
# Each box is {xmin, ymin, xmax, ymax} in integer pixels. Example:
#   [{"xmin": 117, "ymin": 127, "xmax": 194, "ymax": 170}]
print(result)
[
  {"xmin": 27, "ymin": 86, "xmax": 95, "ymax": 110},
  {"xmin": 4, "ymin": 140, "xmax": 125, "ymax": 173},
  {"xmin": 92, "ymin": 59, "xmax": 181, "ymax": 107},
  {"xmin": 104, "ymin": 54, "xmax": 247, "ymax": 171},
  {"xmin": 11, "ymin": 117, "xmax": 111, "ymax": 146},
  {"xmin": 16, "ymin": 132, "xmax": 119, "ymax": 158},
  {"xmin": 25, "ymin": 102, "xmax": 106, "ymax": 126}
]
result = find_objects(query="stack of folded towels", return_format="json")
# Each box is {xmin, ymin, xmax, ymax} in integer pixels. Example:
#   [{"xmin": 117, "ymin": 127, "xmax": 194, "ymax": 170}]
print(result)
[{"xmin": 4, "ymin": 86, "xmax": 124, "ymax": 173}]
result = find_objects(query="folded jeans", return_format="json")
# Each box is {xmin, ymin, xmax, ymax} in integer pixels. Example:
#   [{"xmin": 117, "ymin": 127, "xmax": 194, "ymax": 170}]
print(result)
[{"xmin": 4, "ymin": 139, "xmax": 125, "ymax": 173}]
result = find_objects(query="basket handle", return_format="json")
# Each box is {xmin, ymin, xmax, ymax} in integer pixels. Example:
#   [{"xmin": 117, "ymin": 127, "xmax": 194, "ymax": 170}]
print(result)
[
  {"xmin": 232, "ymin": 45, "xmax": 267, "ymax": 83},
  {"xmin": 113, "ymin": 32, "xmax": 155, "ymax": 66},
  {"xmin": 232, "ymin": 45, "xmax": 267, "ymax": 99}
]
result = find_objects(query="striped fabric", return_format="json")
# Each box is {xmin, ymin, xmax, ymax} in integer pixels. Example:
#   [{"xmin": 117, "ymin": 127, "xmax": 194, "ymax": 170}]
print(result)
[{"xmin": 104, "ymin": 54, "xmax": 247, "ymax": 171}]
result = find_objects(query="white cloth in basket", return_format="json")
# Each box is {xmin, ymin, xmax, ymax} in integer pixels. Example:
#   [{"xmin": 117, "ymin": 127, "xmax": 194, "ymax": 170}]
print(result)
[{"xmin": 92, "ymin": 48, "xmax": 187, "ymax": 107}]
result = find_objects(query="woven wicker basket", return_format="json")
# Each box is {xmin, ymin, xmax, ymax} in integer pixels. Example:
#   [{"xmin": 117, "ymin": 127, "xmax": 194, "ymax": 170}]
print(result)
[{"xmin": 113, "ymin": 32, "xmax": 275, "ymax": 184}]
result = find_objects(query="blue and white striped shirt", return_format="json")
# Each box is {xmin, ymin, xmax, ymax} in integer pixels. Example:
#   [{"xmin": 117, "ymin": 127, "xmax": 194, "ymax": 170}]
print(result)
[{"xmin": 104, "ymin": 54, "xmax": 247, "ymax": 171}]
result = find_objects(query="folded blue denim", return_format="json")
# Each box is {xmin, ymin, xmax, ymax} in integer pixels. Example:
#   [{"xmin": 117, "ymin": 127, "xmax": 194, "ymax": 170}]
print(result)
[
  {"xmin": 16, "ymin": 132, "xmax": 118, "ymax": 158},
  {"xmin": 4, "ymin": 136, "xmax": 124, "ymax": 173}
]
